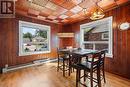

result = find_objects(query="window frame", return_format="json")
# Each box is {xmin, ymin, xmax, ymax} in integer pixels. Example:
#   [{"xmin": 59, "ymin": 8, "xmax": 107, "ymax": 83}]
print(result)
[
  {"xmin": 80, "ymin": 17, "xmax": 113, "ymax": 57},
  {"xmin": 102, "ymin": 32, "xmax": 109, "ymax": 40},
  {"xmin": 19, "ymin": 21, "xmax": 51, "ymax": 56}
]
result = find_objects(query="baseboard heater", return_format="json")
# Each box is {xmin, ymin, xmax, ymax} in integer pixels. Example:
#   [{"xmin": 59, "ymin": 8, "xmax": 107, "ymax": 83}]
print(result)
[{"xmin": 2, "ymin": 58, "xmax": 57, "ymax": 73}]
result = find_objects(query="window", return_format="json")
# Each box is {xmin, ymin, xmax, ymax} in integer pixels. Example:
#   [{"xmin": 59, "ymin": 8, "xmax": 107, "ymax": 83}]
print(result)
[
  {"xmin": 102, "ymin": 33, "xmax": 109, "ymax": 40},
  {"xmin": 80, "ymin": 17, "xmax": 113, "ymax": 57},
  {"xmin": 19, "ymin": 21, "xmax": 51, "ymax": 56}
]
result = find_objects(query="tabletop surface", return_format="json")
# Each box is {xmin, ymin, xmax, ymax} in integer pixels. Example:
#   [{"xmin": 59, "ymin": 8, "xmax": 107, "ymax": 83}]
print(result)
[
  {"xmin": 59, "ymin": 48, "xmax": 97, "ymax": 56},
  {"xmin": 72, "ymin": 49, "xmax": 97, "ymax": 55}
]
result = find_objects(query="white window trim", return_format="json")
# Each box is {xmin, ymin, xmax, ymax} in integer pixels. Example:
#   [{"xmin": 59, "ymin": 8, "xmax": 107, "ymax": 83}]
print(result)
[
  {"xmin": 19, "ymin": 21, "xmax": 51, "ymax": 56},
  {"xmin": 80, "ymin": 17, "xmax": 113, "ymax": 58},
  {"xmin": 102, "ymin": 32, "xmax": 109, "ymax": 40}
]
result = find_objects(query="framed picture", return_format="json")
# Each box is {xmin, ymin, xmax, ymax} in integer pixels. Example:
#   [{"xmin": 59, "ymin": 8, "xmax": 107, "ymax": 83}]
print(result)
[{"xmin": 19, "ymin": 21, "xmax": 51, "ymax": 56}]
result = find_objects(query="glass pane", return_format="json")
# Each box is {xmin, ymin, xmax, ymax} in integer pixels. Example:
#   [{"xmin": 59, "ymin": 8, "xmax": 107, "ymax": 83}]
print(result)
[
  {"xmin": 22, "ymin": 26, "xmax": 48, "ymax": 53},
  {"xmin": 83, "ymin": 24, "xmax": 109, "ymax": 41},
  {"xmin": 95, "ymin": 43, "xmax": 108, "ymax": 53},
  {"xmin": 83, "ymin": 43, "xmax": 93, "ymax": 49}
]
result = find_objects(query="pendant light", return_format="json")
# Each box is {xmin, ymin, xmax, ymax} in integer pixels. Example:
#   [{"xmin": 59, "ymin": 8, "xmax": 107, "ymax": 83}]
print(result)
[{"xmin": 90, "ymin": 3, "xmax": 105, "ymax": 20}]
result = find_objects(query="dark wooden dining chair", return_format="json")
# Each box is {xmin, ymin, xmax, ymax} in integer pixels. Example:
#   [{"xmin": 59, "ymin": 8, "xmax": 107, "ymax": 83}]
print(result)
[
  {"xmin": 69, "ymin": 53, "xmax": 85, "ymax": 87},
  {"xmin": 99, "ymin": 50, "xmax": 106, "ymax": 83},
  {"xmin": 69, "ymin": 51, "xmax": 104, "ymax": 87},
  {"xmin": 82, "ymin": 50, "xmax": 106, "ymax": 87},
  {"xmin": 57, "ymin": 48, "xmax": 70, "ymax": 77},
  {"xmin": 86, "ymin": 50, "xmax": 106, "ymax": 83},
  {"xmin": 82, "ymin": 52, "xmax": 102, "ymax": 87}
]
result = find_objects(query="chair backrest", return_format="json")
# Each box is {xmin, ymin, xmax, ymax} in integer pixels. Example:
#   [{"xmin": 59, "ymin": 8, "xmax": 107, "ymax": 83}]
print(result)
[
  {"xmin": 91, "ymin": 52, "xmax": 101, "ymax": 69},
  {"xmin": 57, "ymin": 48, "xmax": 69, "ymax": 59},
  {"xmin": 69, "ymin": 53, "xmax": 81, "ymax": 66},
  {"xmin": 91, "ymin": 50, "xmax": 106, "ymax": 69},
  {"xmin": 99, "ymin": 50, "xmax": 106, "ymax": 66}
]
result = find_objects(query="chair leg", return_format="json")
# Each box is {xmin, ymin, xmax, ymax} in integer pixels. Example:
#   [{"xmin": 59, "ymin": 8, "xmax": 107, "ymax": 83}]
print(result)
[
  {"xmin": 73, "ymin": 68, "xmax": 74, "ymax": 72},
  {"xmin": 90, "ymin": 71, "xmax": 93, "ymax": 87},
  {"xmin": 84, "ymin": 70, "xmax": 86, "ymax": 81},
  {"xmin": 102, "ymin": 65, "xmax": 106, "ymax": 83},
  {"xmin": 97, "ymin": 68, "xmax": 101, "ymax": 87},
  {"xmin": 69, "ymin": 58, "xmax": 71, "ymax": 76},
  {"xmin": 69, "ymin": 66, "xmax": 71, "ymax": 76},
  {"xmin": 78, "ymin": 70, "xmax": 81, "ymax": 82},
  {"xmin": 70, "ymin": 68, "xmax": 74, "ymax": 73},
  {"xmin": 76, "ymin": 69, "xmax": 79, "ymax": 87},
  {"xmin": 57, "ymin": 58, "xmax": 59, "ymax": 71},
  {"xmin": 63, "ymin": 59, "xmax": 65, "ymax": 77}
]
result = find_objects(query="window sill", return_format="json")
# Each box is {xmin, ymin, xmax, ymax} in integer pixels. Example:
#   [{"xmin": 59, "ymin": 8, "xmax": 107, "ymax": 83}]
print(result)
[
  {"xmin": 19, "ymin": 51, "xmax": 51, "ymax": 56},
  {"xmin": 106, "ymin": 53, "xmax": 113, "ymax": 58}
]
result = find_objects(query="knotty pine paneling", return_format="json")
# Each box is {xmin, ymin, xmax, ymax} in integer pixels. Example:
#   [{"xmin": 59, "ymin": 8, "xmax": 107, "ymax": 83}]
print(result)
[
  {"xmin": 0, "ymin": 14, "xmax": 61, "ymax": 67},
  {"xmin": 0, "ymin": 3, "xmax": 130, "ymax": 80},
  {"xmin": 62, "ymin": 3, "xmax": 130, "ymax": 79},
  {"xmin": 58, "ymin": 24, "xmax": 75, "ymax": 48}
]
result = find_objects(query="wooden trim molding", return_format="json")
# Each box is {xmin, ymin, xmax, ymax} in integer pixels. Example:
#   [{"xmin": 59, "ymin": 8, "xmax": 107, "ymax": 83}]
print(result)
[{"xmin": 57, "ymin": 33, "xmax": 74, "ymax": 38}]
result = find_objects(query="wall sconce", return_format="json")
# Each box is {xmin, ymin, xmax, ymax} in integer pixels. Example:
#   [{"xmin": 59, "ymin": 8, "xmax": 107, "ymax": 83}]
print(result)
[{"xmin": 119, "ymin": 22, "xmax": 130, "ymax": 30}]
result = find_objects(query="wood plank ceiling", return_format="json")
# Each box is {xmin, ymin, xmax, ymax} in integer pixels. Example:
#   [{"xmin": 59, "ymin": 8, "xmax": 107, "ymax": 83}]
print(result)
[{"xmin": 15, "ymin": 0, "xmax": 129, "ymax": 24}]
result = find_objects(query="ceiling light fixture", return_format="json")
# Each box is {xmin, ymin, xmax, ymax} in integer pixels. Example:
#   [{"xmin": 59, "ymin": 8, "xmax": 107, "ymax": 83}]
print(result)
[
  {"xmin": 66, "ymin": 0, "xmax": 85, "ymax": 2},
  {"xmin": 83, "ymin": 8, "xmax": 88, "ymax": 15},
  {"xmin": 27, "ymin": 0, "xmax": 32, "ymax": 2},
  {"xmin": 90, "ymin": 2, "xmax": 105, "ymax": 20}
]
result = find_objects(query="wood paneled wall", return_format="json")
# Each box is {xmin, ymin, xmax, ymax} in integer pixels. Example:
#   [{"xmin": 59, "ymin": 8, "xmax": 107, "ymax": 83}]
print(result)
[
  {"xmin": 62, "ymin": 4, "xmax": 130, "ymax": 79},
  {"xmin": 58, "ymin": 24, "xmax": 75, "ymax": 48},
  {"xmin": 0, "ymin": 3, "xmax": 130, "ymax": 79},
  {"xmin": 0, "ymin": 14, "xmax": 61, "ymax": 67}
]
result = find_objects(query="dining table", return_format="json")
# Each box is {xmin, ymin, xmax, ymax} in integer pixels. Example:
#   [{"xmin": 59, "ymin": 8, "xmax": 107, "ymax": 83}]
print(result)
[
  {"xmin": 58, "ymin": 48, "xmax": 101, "ymax": 87},
  {"xmin": 59, "ymin": 48, "xmax": 98, "ymax": 62}
]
